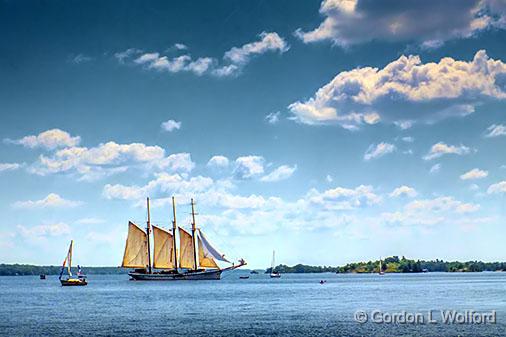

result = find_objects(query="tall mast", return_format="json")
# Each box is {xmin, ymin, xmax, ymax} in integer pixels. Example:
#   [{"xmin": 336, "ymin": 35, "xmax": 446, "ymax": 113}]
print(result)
[
  {"xmin": 190, "ymin": 198, "xmax": 198, "ymax": 271},
  {"xmin": 146, "ymin": 197, "xmax": 152, "ymax": 274},
  {"xmin": 171, "ymin": 196, "xmax": 178, "ymax": 271},
  {"xmin": 68, "ymin": 240, "xmax": 73, "ymax": 275}
]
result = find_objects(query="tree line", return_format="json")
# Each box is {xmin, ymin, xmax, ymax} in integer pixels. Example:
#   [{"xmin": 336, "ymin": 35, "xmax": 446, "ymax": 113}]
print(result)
[{"xmin": 266, "ymin": 256, "xmax": 506, "ymax": 274}]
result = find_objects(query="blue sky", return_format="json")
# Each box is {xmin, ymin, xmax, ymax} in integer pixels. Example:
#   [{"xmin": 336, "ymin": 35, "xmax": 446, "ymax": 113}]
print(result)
[{"xmin": 1, "ymin": 0, "xmax": 505, "ymax": 268}]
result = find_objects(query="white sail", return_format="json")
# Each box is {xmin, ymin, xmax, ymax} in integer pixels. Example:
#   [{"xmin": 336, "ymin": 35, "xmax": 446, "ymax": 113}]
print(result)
[
  {"xmin": 67, "ymin": 240, "xmax": 73, "ymax": 276},
  {"xmin": 197, "ymin": 235, "xmax": 219, "ymax": 269},
  {"xmin": 122, "ymin": 222, "xmax": 148, "ymax": 268},
  {"xmin": 271, "ymin": 250, "xmax": 276, "ymax": 270},
  {"xmin": 198, "ymin": 229, "xmax": 230, "ymax": 263}
]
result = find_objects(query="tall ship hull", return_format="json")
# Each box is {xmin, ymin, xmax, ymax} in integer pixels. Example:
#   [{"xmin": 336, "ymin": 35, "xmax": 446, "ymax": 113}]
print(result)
[
  {"xmin": 129, "ymin": 269, "xmax": 222, "ymax": 281},
  {"xmin": 121, "ymin": 197, "xmax": 246, "ymax": 281}
]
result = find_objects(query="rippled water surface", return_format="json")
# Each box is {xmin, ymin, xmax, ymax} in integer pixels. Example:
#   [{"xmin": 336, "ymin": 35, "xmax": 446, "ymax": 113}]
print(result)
[{"xmin": 1, "ymin": 272, "xmax": 505, "ymax": 336}]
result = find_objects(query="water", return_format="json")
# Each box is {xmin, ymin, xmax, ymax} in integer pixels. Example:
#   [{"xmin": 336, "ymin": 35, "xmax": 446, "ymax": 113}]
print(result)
[{"xmin": 1, "ymin": 272, "xmax": 505, "ymax": 336}]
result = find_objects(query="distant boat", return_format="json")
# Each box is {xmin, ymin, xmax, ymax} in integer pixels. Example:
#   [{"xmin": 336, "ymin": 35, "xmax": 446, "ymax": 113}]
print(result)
[
  {"xmin": 123, "ymin": 197, "xmax": 246, "ymax": 281},
  {"xmin": 239, "ymin": 276, "xmax": 249, "ymax": 279},
  {"xmin": 39, "ymin": 274, "xmax": 46, "ymax": 280},
  {"xmin": 250, "ymin": 270, "xmax": 259, "ymax": 274},
  {"xmin": 59, "ymin": 240, "xmax": 87, "ymax": 286},
  {"xmin": 270, "ymin": 250, "xmax": 281, "ymax": 278},
  {"xmin": 378, "ymin": 258, "xmax": 385, "ymax": 275}
]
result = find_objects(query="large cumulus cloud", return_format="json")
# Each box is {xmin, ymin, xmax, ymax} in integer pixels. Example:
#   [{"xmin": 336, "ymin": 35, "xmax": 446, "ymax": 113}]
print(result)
[
  {"xmin": 296, "ymin": 0, "xmax": 506, "ymax": 47},
  {"xmin": 288, "ymin": 50, "xmax": 506, "ymax": 128}
]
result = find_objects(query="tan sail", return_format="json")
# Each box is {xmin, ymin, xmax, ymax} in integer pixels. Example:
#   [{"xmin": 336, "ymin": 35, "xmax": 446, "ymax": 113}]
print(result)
[
  {"xmin": 197, "ymin": 235, "xmax": 219, "ymax": 268},
  {"xmin": 122, "ymin": 221, "xmax": 148, "ymax": 268},
  {"xmin": 152, "ymin": 225, "xmax": 175, "ymax": 269},
  {"xmin": 178, "ymin": 227, "xmax": 195, "ymax": 269}
]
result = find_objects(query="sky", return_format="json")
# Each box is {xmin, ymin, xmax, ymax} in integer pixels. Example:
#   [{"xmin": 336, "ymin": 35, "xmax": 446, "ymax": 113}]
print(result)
[{"xmin": 0, "ymin": 0, "xmax": 505, "ymax": 269}]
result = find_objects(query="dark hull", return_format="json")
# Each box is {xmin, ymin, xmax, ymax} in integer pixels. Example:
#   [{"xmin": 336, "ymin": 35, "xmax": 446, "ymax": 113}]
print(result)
[
  {"xmin": 129, "ymin": 269, "xmax": 222, "ymax": 281},
  {"xmin": 60, "ymin": 279, "xmax": 87, "ymax": 286}
]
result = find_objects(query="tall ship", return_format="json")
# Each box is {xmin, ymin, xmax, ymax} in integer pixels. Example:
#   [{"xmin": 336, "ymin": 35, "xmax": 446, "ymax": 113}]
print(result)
[{"xmin": 122, "ymin": 196, "xmax": 246, "ymax": 280}]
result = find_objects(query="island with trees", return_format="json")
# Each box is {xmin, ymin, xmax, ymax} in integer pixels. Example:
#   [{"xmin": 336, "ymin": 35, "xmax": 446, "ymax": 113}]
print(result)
[{"xmin": 267, "ymin": 256, "xmax": 506, "ymax": 274}]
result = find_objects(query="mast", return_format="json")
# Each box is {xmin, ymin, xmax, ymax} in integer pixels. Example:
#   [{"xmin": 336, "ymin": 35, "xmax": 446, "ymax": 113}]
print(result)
[
  {"xmin": 271, "ymin": 250, "xmax": 275, "ymax": 272},
  {"xmin": 68, "ymin": 240, "xmax": 73, "ymax": 276},
  {"xmin": 146, "ymin": 197, "xmax": 152, "ymax": 274},
  {"xmin": 171, "ymin": 196, "xmax": 178, "ymax": 271},
  {"xmin": 190, "ymin": 198, "xmax": 198, "ymax": 271}
]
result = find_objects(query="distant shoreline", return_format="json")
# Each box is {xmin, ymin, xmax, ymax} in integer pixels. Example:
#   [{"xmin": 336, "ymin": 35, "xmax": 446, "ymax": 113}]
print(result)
[{"xmin": 2, "ymin": 257, "xmax": 506, "ymax": 276}]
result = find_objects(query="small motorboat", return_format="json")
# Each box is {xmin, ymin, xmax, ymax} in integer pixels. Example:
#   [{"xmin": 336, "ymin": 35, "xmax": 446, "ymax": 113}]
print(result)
[
  {"xmin": 59, "ymin": 240, "xmax": 88, "ymax": 286},
  {"xmin": 239, "ymin": 276, "xmax": 250, "ymax": 279},
  {"xmin": 39, "ymin": 274, "xmax": 46, "ymax": 280},
  {"xmin": 250, "ymin": 270, "xmax": 259, "ymax": 274}
]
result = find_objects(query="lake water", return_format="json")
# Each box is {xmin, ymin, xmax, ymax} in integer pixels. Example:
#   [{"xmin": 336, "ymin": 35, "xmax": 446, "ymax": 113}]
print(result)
[{"xmin": 1, "ymin": 271, "xmax": 505, "ymax": 336}]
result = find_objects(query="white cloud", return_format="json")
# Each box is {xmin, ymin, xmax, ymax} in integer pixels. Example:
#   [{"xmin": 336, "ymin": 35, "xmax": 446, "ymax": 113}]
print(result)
[
  {"xmin": 364, "ymin": 142, "xmax": 396, "ymax": 161},
  {"xmin": 395, "ymin": 120, "xmax": 414, "ymax": 130},
  {"xmin": 135, "ymin": 52, "xmax": 160, "ymax": 64},
  {"xmin": 0, "ymin": 162, "xmax": 22, "ymax": 172},
  {"xmin": 401, "ymin": 136, "xmax": 414, "ymax": 143},
  {"xmin": 223, "ymin": 32, "xmax": 289, "ymax": 65},
  {"xmin": 155, "ymin": 153, "xmax": 195, "ymax": 172},
  {"xmin": 406, "ymin": 196, "xmax": 480, "ymax": 214},
  {"xmin": 71, "ymin": 54, "xmax": 92, "ymax": 64},
  {"xmin": 487, "ymin": 181, "xmax": 506, "ymax": 194},
  {"xmin": 423, "ymin": 142, "xmax": 471, "ymax": 160},
  {"xmin": 485, "ymin": 124, "xmax": 506, "ymax": 137},
  {"xmin": 114, "ymin": 48, "xmax": 142, "ymax": 63},
  {"xmin": 161, "ymin": 119, "xmax": 182, "ymax": 132},
  {"xmin": 469, "ymin": 184, "xmax": 480, "ymax": 191},
  {"xmin": 307, "ymin": 185, "xmax": 381, "ymax": 210},
  {"xmin": 26, "ymin": 136, "xmax": 192, "ymax": 179},
  {"xmin": 18, "ymin": 223, "xmax": 70, "ymax": 238},
  {"xmin": 295, "ymin": 0, "xmax": 505, "ymax": 47},
  {"xmin": 174, "ymin": 43, "xmax": 187, "ymax": 50},
  {"xmin": 118, "ymin": 32, "xmax": 288, "ymax": 77},
  {"xmin": 5, "ymin": 128, "xmax": 81, "ymax": 150},
  {"xmin": 326, "ymin": 174, "xmax": 333, "ymax": 183},
  {"xmin": 234, "ymin": 156, "xmax": 265, "ymax": 179},
  {"xmin": 460, "ymin": 168, "xmax": 488, "ymax": 180},
  {"xmin": 430, "ymin": 163, "xmax": 441, "ymax": 174},
  {"xmin": 288, "ymin": 51, "xmax": 506, "ymax": 128},
  {"xmin": 265, "ymin": 111, "xmax": 281, "ymax": 124},
  {"xmin": 207, "ymin": 155, "xmax": 230, "ymax": 168},
  {"xmin": 382, "ymin": 196, "xmax": 480, "ymax": 226},
  {"xmin": 103, "ymin": 173, "xmax": 214, "ymax": 200},
  {"xmin": 12, "ymin": 193, "xmax": 82, "ymax": 209},
  {"xmin": 260, "ymin": 165, "xmax": 297, "ymax": 182},
  {"xmin": 389, "ymin": 186, "xmax": 417, "ymax": 198}
]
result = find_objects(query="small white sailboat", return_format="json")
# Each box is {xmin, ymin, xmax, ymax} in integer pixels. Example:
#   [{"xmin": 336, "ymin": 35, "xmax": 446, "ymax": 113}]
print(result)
[
  {"xmin": 378, "ymin": 257, "xmax": 385, "ymax": 275},
  {"xmin": 270, "ymin": 250, "xmax": 281, "ymax": 278},
  {"xmin": 59, "ymin": 240, "xmax": 87, "ymax": 286}
]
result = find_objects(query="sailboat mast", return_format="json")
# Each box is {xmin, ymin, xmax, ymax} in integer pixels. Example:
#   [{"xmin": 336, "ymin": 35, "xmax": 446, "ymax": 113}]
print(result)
[
  {"xmin": 172, "ymin": 196, "xmax": 178, "ymax": 271},
  {"xmin": 146, "ymin": 197, "xmax": 152, "ymax": 274},
  {"xmin": 68, "ymin": 240, "xmax": 73, "ymax": 276},
  {"xmin": 190, "ymin": 198, "xmax": 198, "ymax": 271}
]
